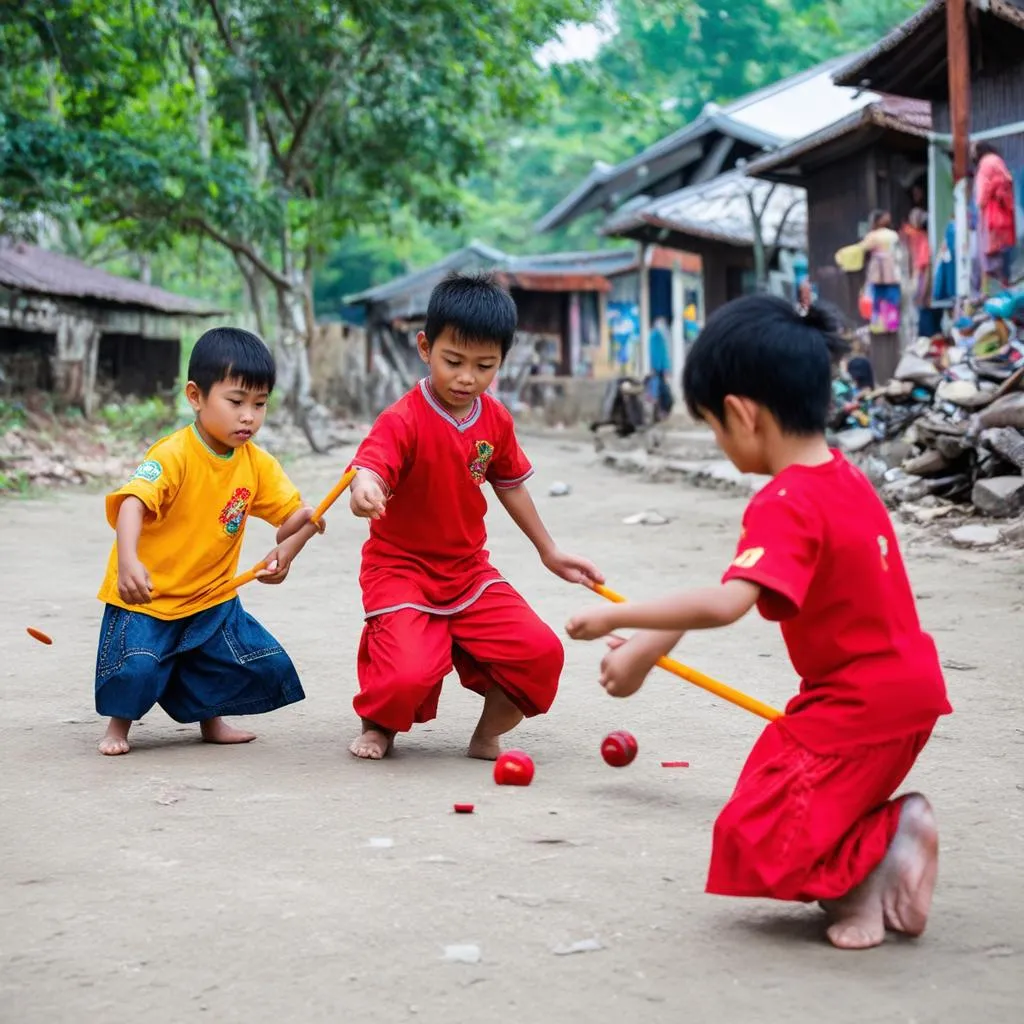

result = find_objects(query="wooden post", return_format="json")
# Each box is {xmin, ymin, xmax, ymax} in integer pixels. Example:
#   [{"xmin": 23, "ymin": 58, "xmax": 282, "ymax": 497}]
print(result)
[
  {"xmin": 947, "ymin": 0, "xmax": 970, "ymax": 185},
  {"xmin": 637, "ymin": 242, "xmax": 650, "ymax": 378},
  {"xmin": 947, "ymin": 0, "xmax": 972, "ymax": 300},
  {"xmin": 597, "ymin": 289, "xmax": 610, "ymax": 378},
  {"xmin": 670, "ymin": 257, "xmax": 685, "ymax": 400}
]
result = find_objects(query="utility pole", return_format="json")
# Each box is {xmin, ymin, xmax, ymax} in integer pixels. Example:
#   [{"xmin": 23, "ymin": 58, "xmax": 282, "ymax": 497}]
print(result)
[{"xmin": 947, "ymin": 0, "xmax": 972, "ymax": 299}]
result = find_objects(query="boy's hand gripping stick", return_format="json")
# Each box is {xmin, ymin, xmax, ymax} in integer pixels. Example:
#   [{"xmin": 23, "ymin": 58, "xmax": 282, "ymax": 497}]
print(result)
[
  {"xmin": 590, "ymin": 582, "xmax": 783, "ymax": 722},
  {"xmin": 210, "ymin": 468, "xmax": 357, "ymax": 601}
]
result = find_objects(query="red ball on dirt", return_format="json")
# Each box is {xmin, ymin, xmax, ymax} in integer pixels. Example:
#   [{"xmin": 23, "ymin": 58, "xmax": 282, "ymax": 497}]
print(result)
[
  {"xmin": 493, "ymin": 750, "xmax": 535, "ymax": 786},
  {"xmin": 601, "ymin": 730, "xmax": 638, "ymax": 767}
]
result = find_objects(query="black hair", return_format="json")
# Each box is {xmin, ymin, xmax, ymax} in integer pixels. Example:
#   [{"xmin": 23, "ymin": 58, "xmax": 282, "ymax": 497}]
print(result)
[
  {"xmin": 975, "ymin": 141, "xmax": 1001, "ymax": 160},
  {"xmin": 683, "ymin": 294, "xmax": 849, "ymax": 436},
  {"xmin": 869, "ymin": 208, "xmax": 891, "ymax": 229},
  {"xmin": 187, "ymin": 326, "xmax": 276, "ymax": 394},
  {"xmin": 424, "ymin": 272, "xmax": 517, "ymax": 358}
]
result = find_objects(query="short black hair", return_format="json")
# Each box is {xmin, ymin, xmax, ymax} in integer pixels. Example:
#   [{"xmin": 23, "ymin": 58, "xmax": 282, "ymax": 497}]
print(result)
[
  {"xmin": 683, "ymin": 295, "xmax": 848, "ymax": 436},
  {"xmin": 187, "ymin": 326, "xmax": 276, "ymax": 394},
  {"xmin": 424, "ymin": 272, "xmax": 517, "ymax": 358},
  {"xmin": 975, "ymin": 141, "xmax": 1001, "ymax": 160}
]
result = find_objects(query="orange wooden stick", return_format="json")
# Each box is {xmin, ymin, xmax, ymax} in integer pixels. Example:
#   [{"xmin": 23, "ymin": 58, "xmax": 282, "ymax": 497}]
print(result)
[
  {"xmin": 310, "ymin": 467, "xmax": 357, "ymax": 526},
  {"xmin": 210, "ymin": 468, "xmax": 357, "ymax": 602},
  {"xmin": 591, "ymin": 582, "xmax": 782, "ymax": 722}
]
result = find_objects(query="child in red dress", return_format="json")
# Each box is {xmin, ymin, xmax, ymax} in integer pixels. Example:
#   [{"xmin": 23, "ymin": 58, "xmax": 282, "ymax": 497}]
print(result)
[
  {"xmin": 348, "ymin": 273, "xmax": 602, "ymax": 760},
  {"xmin": 567, "ymin": 296, "xmax": 951, "ymax": 950}
]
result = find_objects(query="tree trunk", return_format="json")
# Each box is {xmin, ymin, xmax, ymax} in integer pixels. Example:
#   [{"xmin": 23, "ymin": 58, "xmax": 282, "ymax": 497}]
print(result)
[
  {"xmin": 233, "ymin": 251, "xmax": 267, "ymax": 337},
  {"xmin": 186, "ymin": 42, "xmax": 212, "ymax": 160},
  {"xmin": 272, "ymin": 273, "xmax": 331, "ymax": 452}
]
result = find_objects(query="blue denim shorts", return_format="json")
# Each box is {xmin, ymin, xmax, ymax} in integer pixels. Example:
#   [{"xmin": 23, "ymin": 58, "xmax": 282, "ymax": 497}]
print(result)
[{"xmin": 94, "ymin": 598, "xmax": 304, "ymax": 723}]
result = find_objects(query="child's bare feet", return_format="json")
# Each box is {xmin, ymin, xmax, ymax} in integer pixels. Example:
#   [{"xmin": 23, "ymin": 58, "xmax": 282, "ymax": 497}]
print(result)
[
  {"xmin": 98, "ymin": 717, "xmax": 132, "ymax": 756},
  {"xmin": 826, "ymin": 794, "xmax": 938, "ymax": 950},
  {"xmin": 467, "ymin": 687, "xmax": 524, "ymax": 761},
  {"xmin": 200, "ymin": 717, "xmax": 257, "ymax": 745},
  {"xmin": 350, "ymin": 720, "xmax": 394, "ymax": 759}
]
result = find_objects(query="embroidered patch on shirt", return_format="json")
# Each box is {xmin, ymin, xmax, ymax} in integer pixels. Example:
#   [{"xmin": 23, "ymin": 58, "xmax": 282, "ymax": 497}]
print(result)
[
  {"xmin": 131, "ymin": 459, "xmax": 163, "ymax": 484},
  {"xmin": 468, "ymin": 440, "xmax": 495, "ymax": 485},
  {"xmin": 732, "ymin": 546, "xmax": 765, "ymax": 569},
  {"xmin": 219, "ymin": 487, "xmax": 252, "ymax": 536}
]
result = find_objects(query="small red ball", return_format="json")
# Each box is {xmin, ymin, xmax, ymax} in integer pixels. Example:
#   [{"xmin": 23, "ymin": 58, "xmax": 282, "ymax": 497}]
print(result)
[
  {"xmin": 494, "ymin": 749, "xmax": 535, "ymax": 786},
  {"xmin": 601, "ymin": 730, "xmax": 638, "ymax": 767}
]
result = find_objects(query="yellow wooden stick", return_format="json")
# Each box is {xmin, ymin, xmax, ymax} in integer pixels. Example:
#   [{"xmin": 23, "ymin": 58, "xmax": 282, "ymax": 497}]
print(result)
[
  {"xmin": 210, "ymin": 467, "xmax": 358, "ymax": 602},
  {"xmin": 591, "ymin": 582, "xmax": 783, "ymax": 722}
]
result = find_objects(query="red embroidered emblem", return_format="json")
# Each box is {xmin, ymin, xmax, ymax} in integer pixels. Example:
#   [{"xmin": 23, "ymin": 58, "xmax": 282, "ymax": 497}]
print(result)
[
  {"xmin": 219, "ymin": 487, "xmax": 251, "ymax": 536},
  {"xmin": 468, "ymin": 440, "xmax": 494, "ymax": 485}
]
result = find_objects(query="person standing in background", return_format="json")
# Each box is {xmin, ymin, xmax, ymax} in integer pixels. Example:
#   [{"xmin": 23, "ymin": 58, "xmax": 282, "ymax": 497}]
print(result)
[
  {"xmin": 901, "ymin": 208, "xmax": 939, "ymax": 337},
  {"xmin": 973, "ymin": 142, "xmax": 1017, "ymax": 295},
  {"xmin": 647, "ymin": 317, "xmax": 674, "ymax": 421},
  {"xmin": 853, "ymin": 210, "xmax": 903, "ymax": 383}
]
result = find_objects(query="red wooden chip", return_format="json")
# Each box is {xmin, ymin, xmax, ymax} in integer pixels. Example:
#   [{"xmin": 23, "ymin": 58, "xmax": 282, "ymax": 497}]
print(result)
[
  {"xmin": 453, "ymin": 803, "xmax": 475, "ymax": 814},
  {"xmin": 660, "ymin": 761, "xmax": 690, "ymax": 768},
  {"xmin": 26, "ymin": 627, "xmax": 53, "ymax": 646}
]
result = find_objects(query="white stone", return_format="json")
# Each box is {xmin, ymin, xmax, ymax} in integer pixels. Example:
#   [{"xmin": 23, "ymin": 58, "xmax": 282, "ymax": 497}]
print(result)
[{"xmin": 950, "ymin": 525, "xmax": 1002, "ymax": 548}]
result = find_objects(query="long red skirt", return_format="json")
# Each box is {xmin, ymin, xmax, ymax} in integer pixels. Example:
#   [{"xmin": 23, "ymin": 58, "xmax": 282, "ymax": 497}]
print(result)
[
  {"xmin": 354, "ymin": 583, "xmax": 563, "ymax": 732},
  {"xmin": 706, "ymin": 721, "xmax": 934, "ymax": 902}
]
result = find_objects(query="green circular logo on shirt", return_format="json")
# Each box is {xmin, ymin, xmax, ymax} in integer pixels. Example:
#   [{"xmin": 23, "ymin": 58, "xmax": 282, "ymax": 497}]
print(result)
[{"xmin": 131, "ymin": 459, "xmax": 163, "ymax": 483}]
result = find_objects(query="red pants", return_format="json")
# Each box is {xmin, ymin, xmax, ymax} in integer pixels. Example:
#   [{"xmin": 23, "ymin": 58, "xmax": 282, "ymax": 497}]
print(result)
[
  {"xmin": 354, "ymin": 583, "xmax": 564, "ymax": 732},
  {"xmin": 706, "ymin": 721, "xmax": 934, "ymax": 902}
]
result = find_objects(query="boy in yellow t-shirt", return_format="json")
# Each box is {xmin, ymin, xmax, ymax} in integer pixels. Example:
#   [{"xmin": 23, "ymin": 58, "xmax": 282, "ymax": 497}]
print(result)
[{"xmin": 95, "ymin": 327, "xmax": 323, "ymax": 756}]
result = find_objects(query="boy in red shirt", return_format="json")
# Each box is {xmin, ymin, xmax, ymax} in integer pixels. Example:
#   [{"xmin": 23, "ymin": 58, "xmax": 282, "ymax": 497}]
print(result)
[
  {"xmin": 347, "ymin": 273, "xmax": 602, "ymax": 760},
  {"xmin": 567, "ymin": 296, "xmax": 951, "ymax": 950}
]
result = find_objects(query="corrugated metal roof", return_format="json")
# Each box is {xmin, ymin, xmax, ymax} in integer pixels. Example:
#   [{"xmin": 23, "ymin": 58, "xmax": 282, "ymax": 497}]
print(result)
[
  {"xmin": 723, "ymin": 56, "xmax": 878, "ymax": 139},
  {"xmin": 344, "ymin": 242, "xmax": 505, "ymax": 308},
  {"xmin": 344, "ymin": 242, "xmax": 635, "ymax": 317},
  {"xmin": 834, "ymin": 1, "xmax": 1024, "ymax": 96},
  {"xmin": 536, "ymin": 54, "xmax": 876, "ymax": 233},
  {"xmin": 0, "ymin": 241, "xmax": 221, "ymax": 315},
  {"xmin": 746, "ymin": 97, "xmax": 931, "ymax": 179},
  {"xmin": 601, "ymin": 170, "xmax": 807, "ymax": 250}
]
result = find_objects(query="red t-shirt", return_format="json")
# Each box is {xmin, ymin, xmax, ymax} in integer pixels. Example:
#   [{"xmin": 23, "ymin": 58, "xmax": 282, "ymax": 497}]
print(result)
[
  {"xmin": 351, "ymin": 380, "xmax": 534, "ymax": 618},
  {"xmin": 722, "ymin": 453, "xmax": 951, "ymax": 751}
]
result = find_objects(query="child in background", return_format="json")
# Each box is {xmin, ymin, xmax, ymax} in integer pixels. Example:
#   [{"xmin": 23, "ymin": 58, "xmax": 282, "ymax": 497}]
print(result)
[
  {"xmin": 347, "ymin": 273, "xmax": 602, "ymax": 760},
  {"xmin": 567, "ymin": 295, "xmax": 951, "ymax": 950},
  {"xmin": 95, "ymin": 328, "xmax": 323, "ymax": 755}
]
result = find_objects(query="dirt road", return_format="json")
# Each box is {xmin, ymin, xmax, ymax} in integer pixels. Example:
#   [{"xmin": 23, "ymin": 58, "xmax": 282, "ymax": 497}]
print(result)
[{"xmin": 2, "ymin": 434, "xmax": 1022, "ymax": 1023}]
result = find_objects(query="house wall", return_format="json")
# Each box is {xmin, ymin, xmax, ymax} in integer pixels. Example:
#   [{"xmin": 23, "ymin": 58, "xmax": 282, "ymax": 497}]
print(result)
[
  {"xmin": 97, "ymin": 334, "xmax": 180, "ymax": 398},
  {"xmin": 804, "ymin": 144, "xmax": 927, "ymax": 326},
  {"xmin": 932, "ymin": 62, "xmax": 1024, "ymax": 280},
  {"xmin": 0, "ymin": 328, "xmax": 56, "ymax": 393},
  {"xmin": 932, "ymin": 61, "xmax": 1024, "ymax": 174}
]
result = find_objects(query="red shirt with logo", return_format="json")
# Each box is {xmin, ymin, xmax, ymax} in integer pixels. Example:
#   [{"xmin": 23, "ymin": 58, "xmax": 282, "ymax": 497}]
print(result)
[
  {"xmin": 351, "ymin": 380, "xmax": 534, "ymax": 618},
  {"xmin": 722, "ymin": 452, "xmax": 951, "ymax": 750}
]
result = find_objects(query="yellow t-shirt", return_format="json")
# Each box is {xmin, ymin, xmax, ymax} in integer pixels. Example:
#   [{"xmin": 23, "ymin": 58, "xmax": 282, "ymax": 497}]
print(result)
[{"xmin": 98, "ymin": 424, "xmax": 304, "ymax": 620}]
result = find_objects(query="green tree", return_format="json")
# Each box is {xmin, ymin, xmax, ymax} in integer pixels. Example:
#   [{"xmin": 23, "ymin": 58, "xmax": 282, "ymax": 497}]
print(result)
[{"xmin": 1, "ymin": 0, "xmax": 600, "ymax": 421}]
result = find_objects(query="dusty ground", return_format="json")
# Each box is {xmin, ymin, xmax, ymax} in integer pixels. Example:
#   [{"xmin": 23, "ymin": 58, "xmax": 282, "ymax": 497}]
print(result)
[{"xmin": 2, "ymin": 433, "xmax": 1022, "ymax": 1024}]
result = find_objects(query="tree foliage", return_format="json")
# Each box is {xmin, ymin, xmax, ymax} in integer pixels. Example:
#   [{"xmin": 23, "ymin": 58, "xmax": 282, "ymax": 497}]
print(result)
[
  {"xmin": 1, "ymin": 1, "xmax": 926, "ymax": 324},
  {"xmin": 1, "ymin": 0, "xmax": 600, "ymax": 340}
]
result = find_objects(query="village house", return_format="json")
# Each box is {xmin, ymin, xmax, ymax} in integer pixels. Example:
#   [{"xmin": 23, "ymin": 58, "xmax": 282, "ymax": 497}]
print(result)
[
  {"xmin": 0, "ymin": 240, "xmax": 222, "ymax": 414},
  {"xmin": 535, "ymin": 55, "xmax": 904, "ymax": 376},
  {"xmin": 344, "ymin": 242, "xmax": 697, "ymax": 418},
  {"xmin": 834, "ymin": 0, "xmax": 1024, "ymax": 288},
  {"xmin": 747, "ymin": 96, "xmax": 932, "ymax": 327}
]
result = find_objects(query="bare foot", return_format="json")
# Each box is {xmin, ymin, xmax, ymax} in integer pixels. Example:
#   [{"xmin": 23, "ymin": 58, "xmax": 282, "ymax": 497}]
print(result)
[
  {"xmin": 881, "ymin": 794, "xmax": 938, "ymax": 937},
  {"xmin": 349, "ymin": 721, "xmax": 394, "ymax": 760},
  {"xmin": 200, "ymin": 717, "xmax": 257, "ymax": 745},
  {"xmin": 467, "ymin": 687, "xmax": 523, "ymax": 761},
  {"xmin": 98, "ymin": 717, "xmax": 132, "ymax": 756},
  {"xmin": 826, "ymin": 794, "xmax": 938, "ymax": 950}
]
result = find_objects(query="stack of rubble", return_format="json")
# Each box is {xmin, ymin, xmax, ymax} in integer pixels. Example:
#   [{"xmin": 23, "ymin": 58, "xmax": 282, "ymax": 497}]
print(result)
[{"xmin": 832, "ymin": 293, "xmax": 1024, "ymax": 521}]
